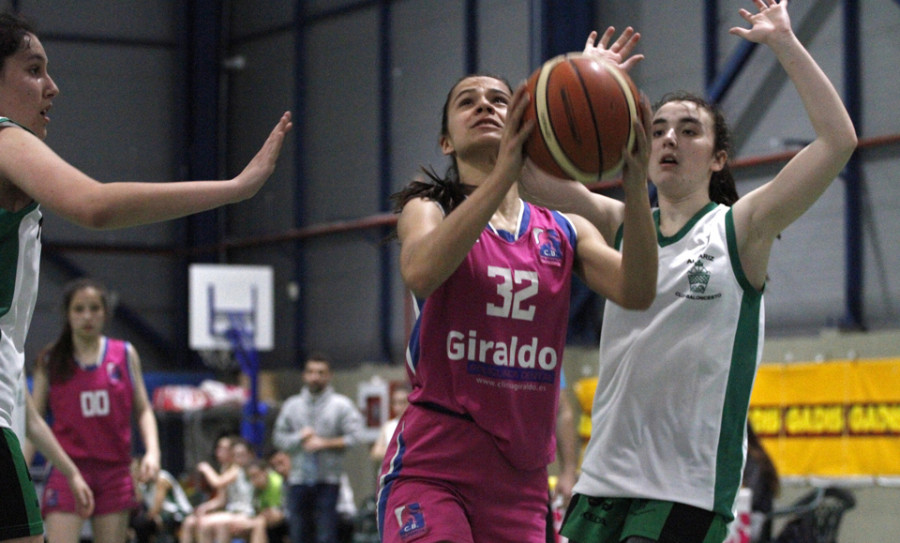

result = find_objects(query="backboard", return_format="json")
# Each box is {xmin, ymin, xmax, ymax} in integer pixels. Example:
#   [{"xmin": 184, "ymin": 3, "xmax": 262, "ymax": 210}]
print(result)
[{"xmin": 188, "ymin": 264, "xmax": 274, "ymax": 351}]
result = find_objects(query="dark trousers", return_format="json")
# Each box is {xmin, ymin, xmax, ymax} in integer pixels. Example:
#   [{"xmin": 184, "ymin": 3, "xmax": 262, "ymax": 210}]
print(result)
[{"xmin": 287, "ymin": 482, "xmax": 340, "ymax": 543}]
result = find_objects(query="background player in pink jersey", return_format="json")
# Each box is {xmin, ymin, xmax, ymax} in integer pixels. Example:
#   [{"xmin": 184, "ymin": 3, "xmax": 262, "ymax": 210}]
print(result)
[
  {"xmin": 376, "ymin": 28, "xmax": 656, "ymax": 543},
  {"xmin": 30, "ymin": 278, "xmax": 160, "ymax": 543}
]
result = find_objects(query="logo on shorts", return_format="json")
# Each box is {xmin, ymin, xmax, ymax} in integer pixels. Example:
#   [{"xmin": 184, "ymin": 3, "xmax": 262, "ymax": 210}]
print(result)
[
  {"xmin": 395, "ymin": 502, "xmax": 427, "ymax": 540},
  {"xmin": 44, "ymin": 488, "xmax": 58, "ymax": 507}
]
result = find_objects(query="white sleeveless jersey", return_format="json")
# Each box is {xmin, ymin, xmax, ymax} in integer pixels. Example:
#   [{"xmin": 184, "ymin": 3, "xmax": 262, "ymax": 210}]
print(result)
[
  {"xmin": 574, "ymin": 203, "xmax": 763, "ymax": 519},
  {"xmin": 0, "ymin": 199, "xmax": 42, "ymax": 430}
]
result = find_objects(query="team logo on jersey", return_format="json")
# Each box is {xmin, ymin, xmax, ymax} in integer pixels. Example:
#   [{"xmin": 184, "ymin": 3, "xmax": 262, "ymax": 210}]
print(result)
[
  {"xmin": 107, "ymin": 362, "xmax": 123, "ymax": 383},
  {"xmin": 687, "ymin": 260, "xmax": 711, "ymax": 293},
  {"xmin": 395, "ymin": 502, "xmax": 427, "ymax": 540},
  {"xmin": 533, "ymin": 228, "xmax": 563, "ymax": 266},
  {"xmin": 676, "ymin": 256, "xmax": 722, "ymax": 300}
]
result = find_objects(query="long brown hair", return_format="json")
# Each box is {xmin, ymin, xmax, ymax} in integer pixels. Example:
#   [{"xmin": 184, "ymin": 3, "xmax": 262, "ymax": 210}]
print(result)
[{"xmin": 37, "ymin": 278, "xmax": 110, "ymax": 383}]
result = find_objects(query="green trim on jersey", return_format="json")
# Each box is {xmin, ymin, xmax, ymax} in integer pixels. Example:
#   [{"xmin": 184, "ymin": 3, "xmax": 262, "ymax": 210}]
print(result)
[
  {"xmin": 0, "ymin": 116, "xmax": 35, "ymax": 135},
  {"xmin": 1, "ymin": 428, "xmax": 44, "ymax": 538},
  {"xmin": 656, "ymin": 202, "xmax": 718, "ymax": 247},
  {"xmin": 712, "ymin": 208, "xmax": 763, "ymax": 516}
]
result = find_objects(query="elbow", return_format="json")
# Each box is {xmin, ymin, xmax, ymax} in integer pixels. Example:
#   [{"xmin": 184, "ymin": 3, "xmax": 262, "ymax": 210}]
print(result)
[
  {"xmin": 70, "ymin": 204, "xmax": 117, "ymax": 230},
  {"xmin": 840, "ymin": 131, "xmax": 859, "ymax": 160},
  {"xmin": 620, "ymin": 287, "xmax": 656, "ymax": 310},
  {"xmin": 830, "ymin": 126, "xmax": 858, "ymax": 163},
  {"xmin": 401, "ymin": 270, "xmax": 437, "ymax": 300}
]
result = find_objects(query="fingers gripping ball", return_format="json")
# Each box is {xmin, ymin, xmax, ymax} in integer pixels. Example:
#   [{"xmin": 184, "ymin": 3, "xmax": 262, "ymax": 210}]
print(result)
[{"xmin": 524, "ymin": 53, "xmax": 641, "ymax": 182}]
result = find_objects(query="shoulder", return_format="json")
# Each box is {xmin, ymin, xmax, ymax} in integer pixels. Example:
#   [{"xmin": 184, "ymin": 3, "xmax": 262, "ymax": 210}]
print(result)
[
  {"xmin": 397, "ymin": 197, "xmax": 445, "ymax": 232},
  {"xmin": 332, "ymin": 392, "xmax": 357, "ymax": 408}
]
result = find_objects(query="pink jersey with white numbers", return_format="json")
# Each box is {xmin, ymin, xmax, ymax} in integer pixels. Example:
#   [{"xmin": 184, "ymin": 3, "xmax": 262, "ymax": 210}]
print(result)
[
  {"xmin": 406, "ymin": 201, "xmax": 576, "ymax": 470},
  {"xmin": 49, "ymin": 337, "xmax": 134, "ymax": 463}
]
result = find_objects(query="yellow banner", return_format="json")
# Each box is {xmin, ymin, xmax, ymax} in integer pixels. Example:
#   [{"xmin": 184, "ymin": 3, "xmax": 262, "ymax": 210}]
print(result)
[{"xmin": 749, "ymin": 358, "xmax": 900, "ymax": 477}]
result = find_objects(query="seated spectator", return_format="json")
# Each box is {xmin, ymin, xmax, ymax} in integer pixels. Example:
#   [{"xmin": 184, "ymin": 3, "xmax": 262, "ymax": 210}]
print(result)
[
  {"xmin": 222, "ymin": 459, "xmax": 287, "ymax": 543},
  {"xmin": 179, "ymin": 435, "xmax": 250, "ymax": 543},
  {"xmin": 131, "ymin": 464, "xmax": 193, "ymax": 543}
]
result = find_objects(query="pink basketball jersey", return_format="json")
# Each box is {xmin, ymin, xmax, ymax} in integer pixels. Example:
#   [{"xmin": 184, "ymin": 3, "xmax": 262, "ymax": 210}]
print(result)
[
  {"xmin": 49, "ymin": 337, "xmax": 134, "ymax": 463},
  {"xmin": 407, "ymin": 202, "xmax": 575, "ymax": 470}
]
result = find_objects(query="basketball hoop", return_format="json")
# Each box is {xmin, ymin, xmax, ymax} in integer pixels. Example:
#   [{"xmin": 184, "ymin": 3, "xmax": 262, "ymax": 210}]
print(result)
[{"xmin": 198, "ymin": 348, "xmax": 238, "ymax": 373}]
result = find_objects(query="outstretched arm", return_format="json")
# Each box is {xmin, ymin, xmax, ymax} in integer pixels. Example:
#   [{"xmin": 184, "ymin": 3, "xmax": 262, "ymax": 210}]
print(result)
[
  {"xmin": 0, "ymin": 112, "xmax": 292, "ymax": 229},
  {"xmin": 730, "ymin": 0, "xmax": 857, "ymax": 286}
]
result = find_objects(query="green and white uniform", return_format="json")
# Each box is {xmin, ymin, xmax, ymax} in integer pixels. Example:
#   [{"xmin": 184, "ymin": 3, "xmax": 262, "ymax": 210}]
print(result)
[
  {"xmin": 0, "ymin": 118, "xmax": 42, "ymax": 431},
  {"xmin": 0, "ymin": 117, "xmax": 44, "ymax": 538},
  {"xmin": 575, "ymin": 203, "xmax": 763, "ymax": 520}
]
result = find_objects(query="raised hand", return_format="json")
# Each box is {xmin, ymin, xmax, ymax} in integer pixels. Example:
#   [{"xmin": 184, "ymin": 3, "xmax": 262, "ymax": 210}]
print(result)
[
  {"xmin": 729, "ymin": 0, "xmax": 792, "ymax": 45},
  {"xmin": 620, "ymin": 93, "xmax": 652, "ymax": 193},
  {"xmin": 582, "ymin": 27, "xmax": 644, "ymax": 72},
  {"xmin": 494, "ymin": 83, "xmax": 534, "ymax": 185},
  {"xmin": 233, "ymin": 111, "xmax": 293, "ymax": 200}
]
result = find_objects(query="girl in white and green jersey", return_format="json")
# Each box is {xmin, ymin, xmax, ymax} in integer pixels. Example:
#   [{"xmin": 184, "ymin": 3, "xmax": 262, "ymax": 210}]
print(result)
[
  {"xmin": 0, "ymin": 12, "xmax": 291, "ymax": 543},
  {"xmin": 521, "ymin": 1, "xmax": 857, "ymax": 542}
]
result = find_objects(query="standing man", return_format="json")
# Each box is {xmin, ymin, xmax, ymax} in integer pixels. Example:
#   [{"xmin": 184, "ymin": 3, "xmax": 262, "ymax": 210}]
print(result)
[{"xmin": 273, "ymin": 353, "xmax": 363, "ymax": 543}]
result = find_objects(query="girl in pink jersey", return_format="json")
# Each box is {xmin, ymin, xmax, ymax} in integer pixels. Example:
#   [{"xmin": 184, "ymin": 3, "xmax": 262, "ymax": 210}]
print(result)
[
  {"xmin": 31, "ymin": 278, "xmax": 160, "ymax": 543},
  {"xmin": 376, "ymin": 29, "xmax": 657, "ymax": 543}
]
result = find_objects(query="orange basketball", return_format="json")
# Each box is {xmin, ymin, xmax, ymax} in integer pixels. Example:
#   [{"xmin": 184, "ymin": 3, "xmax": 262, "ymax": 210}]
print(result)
[{"xmin": 523, "ymin": 53, "xmax": 640, "ymax": 182}]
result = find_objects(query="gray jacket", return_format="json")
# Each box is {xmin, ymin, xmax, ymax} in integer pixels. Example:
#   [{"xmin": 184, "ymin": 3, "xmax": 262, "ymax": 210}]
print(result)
[{"xmin": 273, "ymin": 385, "xmax": 363, "ymax": 485}]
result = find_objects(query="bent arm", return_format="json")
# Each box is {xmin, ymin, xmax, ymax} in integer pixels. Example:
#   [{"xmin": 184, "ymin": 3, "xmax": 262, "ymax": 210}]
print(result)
[
  {"xmin": 569, "ymin": 112, "xmax": 657, "ymax": 309},
  {"xmin": 730, "ymin": 3, "xmax": 857, "ymax": 285},
  {"xmin": 198, "ymin": 463, "xmax": 239, "ymax": 491},
  {"xmin": 0, "ymin": 112, "xmax": 291, "ymax": 229},
  {"xmin": 399, "ymin": 85, "xmax": 533, "ymax": 298},
  {"xmin": 569, "ymin": 213, "xmax": 654, "ymax": 310}
]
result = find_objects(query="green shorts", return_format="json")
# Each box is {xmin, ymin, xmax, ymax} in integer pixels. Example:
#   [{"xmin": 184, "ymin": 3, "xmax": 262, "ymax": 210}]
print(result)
[
  {"xmin": 0, "ymin": 427, "xmax": 44, "ymax": 540},
  {"xmin": 560, "ymin": 494, "xmax": 728, "ymax": 543}
]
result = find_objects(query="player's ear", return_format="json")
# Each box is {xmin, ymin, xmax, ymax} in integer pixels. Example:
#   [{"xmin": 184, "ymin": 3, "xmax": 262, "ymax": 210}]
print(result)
[{"xmin": 440, "ymin": 134, "xmax": 455, "ymax": 156}]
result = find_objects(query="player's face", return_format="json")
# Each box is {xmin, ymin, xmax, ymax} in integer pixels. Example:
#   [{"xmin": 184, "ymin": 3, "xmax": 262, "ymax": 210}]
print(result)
[
  {"xmin": 440, "ymin": 76, "xmax": 511, "ymax": 159},
  {"xmin": 67, "ymin": 287, "xmax": 107, "ymax": 340},
  {"xmin": 303, "ymin": 360, "xmax": 331, "ymax": 394},
  {"xmin": 0, "ymin": 33, "xmax": 59, "ymax": 140},
  {"xmin": 648, "ymin": 100, "xmax": 725, "ymax": 196}
]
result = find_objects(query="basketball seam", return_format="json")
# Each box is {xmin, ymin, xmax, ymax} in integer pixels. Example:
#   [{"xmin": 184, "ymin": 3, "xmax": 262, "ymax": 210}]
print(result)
[
  {"xmin": 535, "ymin": 55, "xmax": 595, "ymax": 183},
  {"xmin": 597, "ymin": 58, "xmax": 639, "ymax": 180},
  {"xmin": 570, "ymin": 56, "xmax": 604, "ymax": 181}
]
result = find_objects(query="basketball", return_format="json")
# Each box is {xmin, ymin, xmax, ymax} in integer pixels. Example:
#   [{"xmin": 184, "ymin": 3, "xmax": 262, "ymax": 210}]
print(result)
[{"xmin": 523, "ymin": 53, "xmax": 641, "ymax": 182}]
